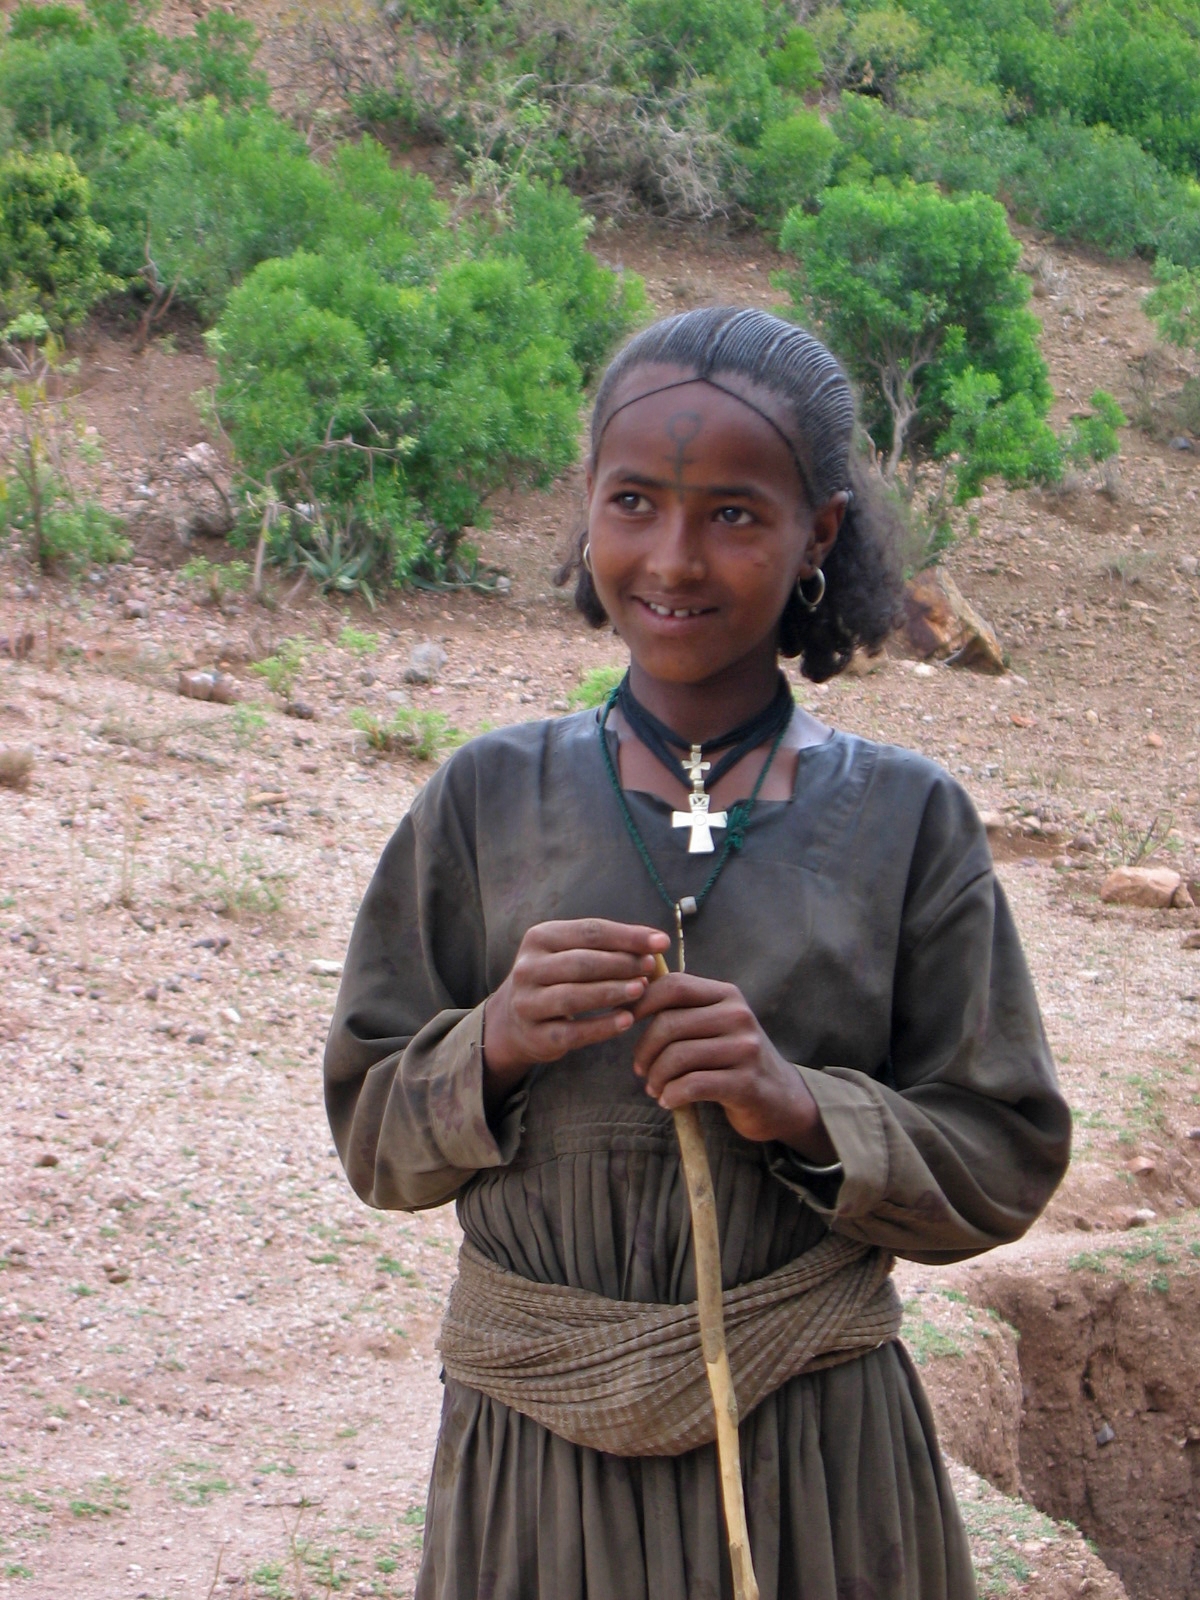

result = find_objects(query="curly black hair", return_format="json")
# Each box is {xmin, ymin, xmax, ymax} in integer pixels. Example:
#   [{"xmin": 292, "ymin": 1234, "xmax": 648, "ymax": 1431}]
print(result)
[{"xmin": 557, "ymin": 306, "xmax": 903, "ymax": 683}]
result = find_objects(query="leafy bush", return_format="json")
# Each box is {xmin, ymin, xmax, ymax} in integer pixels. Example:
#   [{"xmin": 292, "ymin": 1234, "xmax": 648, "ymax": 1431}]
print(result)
[
  {"xmin": 1144, "ymin": 261, "xmax": 1200, "ymax": 355},
  {"xmin": 0, "ymin": 10, "xmax": 125, "ymax": 155},
  {"xmin": 1063, "ymin": 390, "xmax": 1127, "ymax": 467},
  {"xmin": 779, "ymin": 181, "xmax": 1049, "ymax": 478},
  {"xmin": 0, "ymin": 151, "xmax": 114, "ymax": 327},
  {"xmin": 767, "ymin": 28, "xmax": 822, "ymax": 94},
  {"xmin": 739, "ymin": 112, "xmax": 838, "ymax": 227},
  {"xmin": 493, "ymin": 179, "xmax": 647, "ymax": 383},
  {"xmin": 0, "ymin": 312, "xmax": 129, "ymax": 572},
  {"xmin": 209, "ymin": 225, "xmax": 590, "ymax": 586}
]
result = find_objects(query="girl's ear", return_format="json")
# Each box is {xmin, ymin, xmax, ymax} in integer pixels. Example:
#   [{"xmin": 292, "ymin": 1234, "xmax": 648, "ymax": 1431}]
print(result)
[{"xmin": 797, "ymin": 491, "xmax": 848, "ymax": 577}]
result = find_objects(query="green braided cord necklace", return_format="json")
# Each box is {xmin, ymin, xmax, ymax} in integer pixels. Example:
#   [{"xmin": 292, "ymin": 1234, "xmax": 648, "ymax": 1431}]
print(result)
[{"xmin": 598, "ymin": 682, "xmax": 791, "ymax": 960}]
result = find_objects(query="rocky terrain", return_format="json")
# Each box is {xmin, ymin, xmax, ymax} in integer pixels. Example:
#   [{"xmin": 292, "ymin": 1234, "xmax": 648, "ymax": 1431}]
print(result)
[{"xmin": 1, "ymin": 221, "xmax": 1199, "ymax": 1599}]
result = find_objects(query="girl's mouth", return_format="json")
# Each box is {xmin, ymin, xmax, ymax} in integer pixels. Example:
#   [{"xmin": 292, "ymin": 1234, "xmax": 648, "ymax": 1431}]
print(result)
[{"xmin": 637, "ymin": 598, "xmax": 715, "ymax": 620}]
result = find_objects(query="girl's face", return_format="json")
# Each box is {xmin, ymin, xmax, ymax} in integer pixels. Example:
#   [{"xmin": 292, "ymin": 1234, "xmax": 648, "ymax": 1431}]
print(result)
[{"xmin": 585, "ymin": 368, "xmax": 844, "ymax": 692}]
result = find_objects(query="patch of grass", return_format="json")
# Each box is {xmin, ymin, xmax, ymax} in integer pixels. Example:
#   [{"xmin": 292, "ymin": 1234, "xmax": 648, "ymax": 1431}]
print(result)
[
  {"xmin": 567, "ymin": 664, "xmax": 624, "ymax": 710},
  {"xmin": 252, "ymin": 637, "xmax": 309, "ymax": 702},
  {"xmin": 181, "ymin": 847, "xmax": 290, "ymax": 919},
  {"xmin": 230, "ymin": 703, "xmax": 269, "ymax": 747},
  {"xmin": 376, "ymin": 1255, "xmax": 418, "ymax": 1283},
  {"xmin": 350, "ymin": 707, "xmax": 463, "ymax": 763},
  {"xmin": 1068, "ymin": 1251, "xmax": 1109, "ymax": 1274},
  {"xmin": 181, "ymin": 556, "xmax": 249, "ymax": 608},
  {"xmin": 900, "ymin": 1303, "xmax": 965, "ymax": 1365},
  {"xmin": 3, "ymin": 1564, "xmax": 33, "ymax": 1579},
  {"xmin": 166, "ymin": 1460, "xmax": 232, "ymax": 1507},
  {"xmin": 338, "ymin": 626, "xmax": 379, "ymax": 656}
]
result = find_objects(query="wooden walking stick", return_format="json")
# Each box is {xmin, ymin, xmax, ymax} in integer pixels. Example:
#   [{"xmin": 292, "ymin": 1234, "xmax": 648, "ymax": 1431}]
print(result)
[{"xmin": 652, "ymin": 949, "xmax": 759, "ymax": 1600}]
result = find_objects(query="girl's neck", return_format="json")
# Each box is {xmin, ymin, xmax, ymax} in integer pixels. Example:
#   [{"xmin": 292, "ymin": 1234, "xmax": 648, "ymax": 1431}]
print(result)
[{"xmin": 626, "ymin": 653, "xmax": 782, "ymax": 745}]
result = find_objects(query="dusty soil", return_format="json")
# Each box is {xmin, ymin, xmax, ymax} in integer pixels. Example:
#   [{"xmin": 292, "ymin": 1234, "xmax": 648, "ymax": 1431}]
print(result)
[{"xmin": 2, "ymin": 217, "xmax": 1199, "ymax": 1599}]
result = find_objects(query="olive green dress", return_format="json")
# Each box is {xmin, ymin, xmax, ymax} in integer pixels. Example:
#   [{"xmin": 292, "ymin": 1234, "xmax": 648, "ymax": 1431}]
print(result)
[{"xmin": 324, "ymin": 712, "xmax": 1071, "ymax": 1600}]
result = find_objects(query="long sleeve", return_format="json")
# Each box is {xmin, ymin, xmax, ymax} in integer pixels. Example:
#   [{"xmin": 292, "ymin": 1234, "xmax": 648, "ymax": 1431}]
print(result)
[
  {"xmin": 771, "ymin": 776, "xmax": 1071, "ymax": 1264},
  {"xmin": 323, "ymin": 781, "xmax": 526, "ymax": 1212}
]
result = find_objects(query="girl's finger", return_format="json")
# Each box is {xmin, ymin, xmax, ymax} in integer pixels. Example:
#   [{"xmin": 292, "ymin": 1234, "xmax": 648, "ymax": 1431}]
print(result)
[
  {"xmin": 630, "ymin": 972, "xmax": 732, "ymax": 1019},
  {"xmin": 632, "ymin": 1000, "xmax": 743, "ymax": 1073},
  {"xmin": 641, "ymin": 1034, "xmax": 756, "ymax": 1097},
  {"xmin": 528, "ymin": 978, "xmax": 649, "ymax": 1021},
  {"xmin": 531, "ymin": 919, "xmax": 672, "ymax": 956},
  {"xmin": 656, "ymin": 1067, "xmax": 752, "ymax": 1113},
  {"xmin": 522, "ymin": 948, "xmax": 659, "ymax": 987},
  {"xmin": 534, "ymin": 1009, "xmax": 636, "ymax": 1058}
]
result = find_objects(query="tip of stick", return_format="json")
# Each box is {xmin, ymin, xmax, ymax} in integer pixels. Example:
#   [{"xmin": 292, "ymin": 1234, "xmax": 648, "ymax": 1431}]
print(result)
[{"xmin": 651, "ymin": 953, "xmax": 671, "ymax": 981}]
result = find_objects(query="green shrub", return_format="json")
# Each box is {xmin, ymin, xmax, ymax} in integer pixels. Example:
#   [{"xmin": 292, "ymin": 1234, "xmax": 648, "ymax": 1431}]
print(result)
[
  {"xmin": 210, "ymin": 228, "xmax": 589, "ymax": 587},
  {"xmin": 1144, "ymin": 260, "xmax": 1200, "ymax": 354},
  {"xmin": 739, "ymin": 112, "xmax": 838, "ymax": 226},
  {"xmin": 1063, "ymin": 390, "xmax": 1127, "ymax": 467},
  {"xmin": 493, "ymin": 179, "xmax": 647, "ymax": 383},
  {"xmin": 0, "ymin": 17, "xmax": 125, "ymax": 155},
  {"xmin": 0, "ymin": 151, "xmax": 115, "ymax": 327},
  {"xmin": 779, "ymin": 181, "xmax": 1049, "ymax": 478},
  {"xmin": 767, "ymin": 28, "xmax": 822, "ymax": 94}
]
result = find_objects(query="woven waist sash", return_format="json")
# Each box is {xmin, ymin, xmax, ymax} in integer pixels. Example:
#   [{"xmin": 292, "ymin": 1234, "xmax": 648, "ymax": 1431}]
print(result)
[{"xmin": 438, "ymin": 1232, "xmax": 902, "ymax": 1457}]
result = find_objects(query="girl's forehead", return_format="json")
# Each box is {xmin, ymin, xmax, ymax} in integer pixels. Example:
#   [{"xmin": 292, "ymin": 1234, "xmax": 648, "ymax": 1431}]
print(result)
[{"xmin": 595, "ymin": 373, "xmax": 804, "ymax": 487}]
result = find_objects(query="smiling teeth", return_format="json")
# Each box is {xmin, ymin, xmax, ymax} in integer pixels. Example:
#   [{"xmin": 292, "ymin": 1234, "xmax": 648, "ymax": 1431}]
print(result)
[{"xmin": 646, "ymin": 601, "xmax": 703, "ymax": 617}]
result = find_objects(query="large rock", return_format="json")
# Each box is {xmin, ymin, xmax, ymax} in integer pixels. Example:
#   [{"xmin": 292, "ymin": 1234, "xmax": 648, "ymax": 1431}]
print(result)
[
  {"xmin": 1099, "ymin": 865, "xmax": 1192, "ymax": 908},
  {"xmin": 903, "ymin": 568, "xmax": 1006, "ymax": 674}
]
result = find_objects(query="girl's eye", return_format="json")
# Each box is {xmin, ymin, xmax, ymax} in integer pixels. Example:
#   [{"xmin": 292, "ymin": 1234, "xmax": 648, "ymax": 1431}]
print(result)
[
  {"xmin": 715, "ymin": 506, "xmax": 754, "ymax": 527},
  {"xmin": 613, "ymin": 492, "xmax": 651, "ymax": 513}
]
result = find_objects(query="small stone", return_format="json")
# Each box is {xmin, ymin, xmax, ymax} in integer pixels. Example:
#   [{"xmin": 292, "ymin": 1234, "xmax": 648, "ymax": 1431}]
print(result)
[
  {"xmin": 1187, "ymin": 1128, "xmax": 1200, "ymax": 1141},
  {"xmin": 103, "ymin": 1265, "xmax": 130, "ymax": 1284},
  {"xmin": 247, "ymin": 791, "xmax": 288, "ymax": 809},
  {"xmin": 1095, "ymin": 1423, "xmax": 1116, "ymax": 1447},
  {"xmin": 1169, "ymin": 435, "xmax": 1194, "ymax": 451},
  {"xmin": 1145, "ymin": 731, "xmax": 1163, "ymax": 748},
  {"xmin": 1085, "ymin": 709, "xmax": 1100, "ymax": 725},
  {"xmin": 220, "ymin": 1007, "xmax": 241, "ymax": 1025},
  {"xmin": 284, "ymin": 700, "xmax": 316, "ymax": 720},
  {"xmin": 1182, "ymin": 931, "xmax": 1200, "ymax": 950},
  {"xmin": 1125, "ymin": 1208, "xmax": 1157, "ymax": 1228},
  {"xmin": 1070, "ymin": 832, "xmax": 1097, "ymax": 852},
  {"xmin": 1099, "ymin": 865, "xmax": 1183, "ymax": 908},
  {"xmin": 35, "ymin": 1151, "xmax": 59, "ymax": 1168},
  {"xmin": 1179, "ymin": 554, "xmax": 1199, "ymax": 578},
  {"xmin": 123, "ymin": 599, "xmax": 149, "ymax": 620},
  {"xmin": 402, "ymin": 639, "xmax": 448, "ymax": 684},
  {"xmin": 1124, "ymin": 1155, "xmax": 1156, "ymax": 1175},
  {"xmin": 209, "ymin": 672, "xmax": 239, "ymax": 705},
  {"xmin": 186, "ymin": 1029, "xmax": 208, "ymax": 1045},
  {"xmin": 978, "ymin": 810, "xmax": 1006, "ymax": 833},
  {"xmin": 1073, "ymin": 1215, "xmax": 1094, "ymax": 1232},
  {"xmin": 309, "ymin": 959, "xmax": 343, "ymax": 977},
  {"xmin": 179, "ymin": 670, "xmax": 215, "ymax": 702}
]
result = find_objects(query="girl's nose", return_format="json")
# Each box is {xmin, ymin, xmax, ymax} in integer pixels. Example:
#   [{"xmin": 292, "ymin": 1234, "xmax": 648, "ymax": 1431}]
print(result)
[{"xmin": 645, "ymin": 502, "xmax": 705, "ymax": 585}]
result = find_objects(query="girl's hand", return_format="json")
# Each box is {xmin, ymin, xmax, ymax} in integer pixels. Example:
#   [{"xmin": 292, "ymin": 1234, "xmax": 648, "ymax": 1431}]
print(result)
[
  {"xmin": 483, "ymin": 919, "xmax": 671, "ymax": 1106},
  {"xmin": 631, "ymin": 973, "xmax": 836, "ymax": 1164}
]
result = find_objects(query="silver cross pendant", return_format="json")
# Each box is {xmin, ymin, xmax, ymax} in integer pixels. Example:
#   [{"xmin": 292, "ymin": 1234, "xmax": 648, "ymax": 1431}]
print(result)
[{"xmin": 672, "ymin": 791, "xmax": 728, "ymax": 853}]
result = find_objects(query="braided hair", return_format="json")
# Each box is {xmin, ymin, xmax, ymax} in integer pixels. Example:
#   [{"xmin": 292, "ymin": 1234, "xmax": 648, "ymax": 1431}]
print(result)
[{"xmin": 561, "ymin": 307, "xmax": 902, "ymax": 682}]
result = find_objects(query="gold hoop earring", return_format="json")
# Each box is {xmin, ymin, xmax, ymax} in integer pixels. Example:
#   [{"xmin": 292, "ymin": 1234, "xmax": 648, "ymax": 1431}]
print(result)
[
  {"xmin": 581, "ymin": 541, "xmax": 593, "ymax": 575},
  {"xmin": 796, "ymin": 568, "xmax": 825, "ymax": 612}
]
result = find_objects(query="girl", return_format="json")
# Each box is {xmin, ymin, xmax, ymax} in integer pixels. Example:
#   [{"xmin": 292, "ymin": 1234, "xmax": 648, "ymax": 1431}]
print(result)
[{"xmin": 325, "ymin": 307, "xmax": 1071, "ymax": 1600}]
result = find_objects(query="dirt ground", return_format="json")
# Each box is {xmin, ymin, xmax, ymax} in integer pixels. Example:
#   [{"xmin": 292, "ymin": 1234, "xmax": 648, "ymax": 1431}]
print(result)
[{"xmin": 2, "ymin": 219, "xmax": 1199, "ymax": 1599}]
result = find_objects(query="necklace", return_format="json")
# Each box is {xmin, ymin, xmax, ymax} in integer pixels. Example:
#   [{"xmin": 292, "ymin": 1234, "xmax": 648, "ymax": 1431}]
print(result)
[
  {"xmin": 615, "ymin": 674, "xmax": 794, "ymax": 855},
  {"xmin": 598, "ymin": 677, "xmax": 792, "ymax": 965}
]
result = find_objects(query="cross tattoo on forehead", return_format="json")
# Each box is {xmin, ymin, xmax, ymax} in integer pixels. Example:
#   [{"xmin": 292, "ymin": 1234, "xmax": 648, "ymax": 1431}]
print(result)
[{"xmin": 665, "ymin": 410, "xmax": 703, "ymax": 490}]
